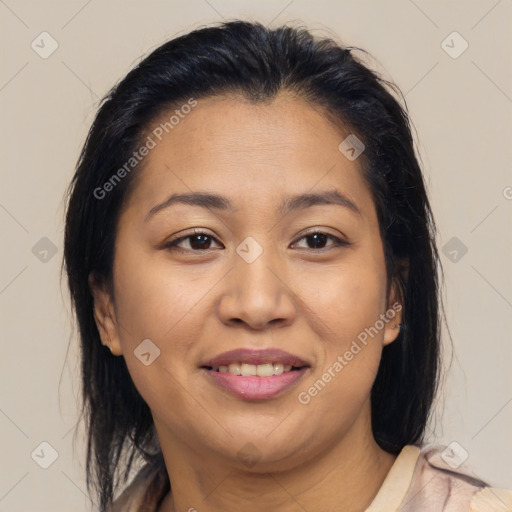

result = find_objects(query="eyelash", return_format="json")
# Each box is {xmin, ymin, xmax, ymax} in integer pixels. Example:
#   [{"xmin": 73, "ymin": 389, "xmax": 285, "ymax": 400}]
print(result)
[{"xmin": 163, "ymin": 229, "xmax": 351, "ymax": 253}]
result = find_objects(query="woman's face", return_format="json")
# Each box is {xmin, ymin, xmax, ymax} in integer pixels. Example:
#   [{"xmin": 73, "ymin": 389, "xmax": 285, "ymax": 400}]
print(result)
[{"xmin": 92, "ymin": 93, "xmax": 402, "ymax": 471}]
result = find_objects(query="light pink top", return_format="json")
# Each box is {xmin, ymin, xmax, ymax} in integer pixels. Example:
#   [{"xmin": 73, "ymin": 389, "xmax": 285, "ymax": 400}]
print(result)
[{"xmin": 110, "ymin": 444, "xmax": 512, "ymax": 511}]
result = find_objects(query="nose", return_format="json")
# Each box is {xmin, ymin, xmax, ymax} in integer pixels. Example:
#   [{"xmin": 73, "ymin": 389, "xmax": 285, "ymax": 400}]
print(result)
[{"xmin": 217, "ymin": 245, "xmax": 297, "ymax": 330}]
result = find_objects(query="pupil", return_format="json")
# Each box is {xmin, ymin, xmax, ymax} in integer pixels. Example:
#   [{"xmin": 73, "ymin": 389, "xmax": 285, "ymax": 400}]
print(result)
[
  {"xmin": 191, "ymin": 234, "xmax": 210, "ymax": 250},
  {"xmin": 309, "ymin": 233, "xmax": 326, "ymax": 248}
]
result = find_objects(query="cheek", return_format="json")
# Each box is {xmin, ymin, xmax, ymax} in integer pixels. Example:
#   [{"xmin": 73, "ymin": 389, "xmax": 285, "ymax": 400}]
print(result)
[
  {"xmin": 296, "ymin": 253, "xmax": 387, "ymax": 344},
  {"xmin": 110, "ymin": 243, "xmax": 216, "ymax": 406},
  {"xmin": 112, "ymin": 241, "xmax": 211, "ymax": 344},
  {"xmin": 293, "ymin": 251, "xmax": 387, "ymax": 416},
  {"xmin": 295, "ymin": 271, "xmax": 386, "ymax": 427}
]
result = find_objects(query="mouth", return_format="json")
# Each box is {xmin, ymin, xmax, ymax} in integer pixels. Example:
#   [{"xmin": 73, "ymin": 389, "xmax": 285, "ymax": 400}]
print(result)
[{"xmin": 200, "ymin": 348, "xmax": 311, "ymax": 400}]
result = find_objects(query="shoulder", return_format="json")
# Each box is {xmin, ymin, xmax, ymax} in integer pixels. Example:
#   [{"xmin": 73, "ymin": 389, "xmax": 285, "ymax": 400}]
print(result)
[
  {"xmin": 399, "ymin": 443, "xmax": 512, "ymax": 511},
  {"xmin": 108, "ymin": 460, "xmax": 166, "ymax": 512},
  {"xmin": 108, "ymin": 463, "xmax": 153, "ymax": 512},
  {"xmin": 470, "ymin": 487, "xmax": 512, "ymax": 512}
]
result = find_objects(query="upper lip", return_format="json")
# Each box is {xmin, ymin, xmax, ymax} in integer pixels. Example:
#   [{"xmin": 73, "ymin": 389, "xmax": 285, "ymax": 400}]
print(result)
[{"xmin": 201, "ymin": 348, "xmax": 310, "ymax": 368}]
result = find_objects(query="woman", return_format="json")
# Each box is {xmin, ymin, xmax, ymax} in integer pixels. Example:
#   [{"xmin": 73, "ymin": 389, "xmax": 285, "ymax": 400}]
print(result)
[{"xmin": 63, "ymin": 21, "xmax": 512, "ymax": 512}]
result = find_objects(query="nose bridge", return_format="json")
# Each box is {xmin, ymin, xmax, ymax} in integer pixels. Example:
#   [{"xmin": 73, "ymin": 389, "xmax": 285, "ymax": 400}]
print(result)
[
  {"xmin": 218, "ymin": 234, "xmax": 296, "ymax": 328},
  {"xmin": 237, "ymin": 238, "xmax": 278, "ymax": 288},
  {"xmin": 235, "ymin": 234, "xmax": 283, "ymax": 300}
]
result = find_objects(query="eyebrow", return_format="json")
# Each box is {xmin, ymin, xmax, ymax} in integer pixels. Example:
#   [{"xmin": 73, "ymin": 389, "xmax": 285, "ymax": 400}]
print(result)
[{"xmin": 145, "ymin": 189, "xmax": 361, "ymax": 222}]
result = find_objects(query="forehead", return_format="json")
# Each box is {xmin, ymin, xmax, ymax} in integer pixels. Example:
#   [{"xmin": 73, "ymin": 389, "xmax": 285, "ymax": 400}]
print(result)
[{"xmin": 125, "ymin": 94, "xmax": 375, "ymax": 219}]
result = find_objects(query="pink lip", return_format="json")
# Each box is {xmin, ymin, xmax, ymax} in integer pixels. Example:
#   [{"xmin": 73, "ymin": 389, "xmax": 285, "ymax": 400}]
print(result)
[
  {"xmin": 200, "ymin": 348, "xmax": 310, "ymax": 368},
  {"xmin": 203, "ymin": 367, "xmax": 309, "ymax": 400}
]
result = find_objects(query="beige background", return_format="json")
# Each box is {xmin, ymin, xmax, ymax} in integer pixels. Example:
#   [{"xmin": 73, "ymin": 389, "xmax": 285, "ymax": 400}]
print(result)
[{"xmin": 1, "ymin": 0, "xmax": 511, "ymax": 510}]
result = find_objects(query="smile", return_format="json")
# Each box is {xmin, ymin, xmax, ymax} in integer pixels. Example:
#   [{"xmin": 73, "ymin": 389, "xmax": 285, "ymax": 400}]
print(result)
[
  {"xmin": 204, "ymin": 362, "xmax": 304, "ymax": 377},
  {"xmin": 201, "ymin": 365, "xmax": 309, "ymax": 400}
]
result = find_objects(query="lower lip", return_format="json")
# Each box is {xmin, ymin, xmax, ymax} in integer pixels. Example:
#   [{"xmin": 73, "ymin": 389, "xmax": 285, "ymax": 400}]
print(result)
[{"xmin": 202, "ymin": 368, "xmax": 309, "ymax": 400}]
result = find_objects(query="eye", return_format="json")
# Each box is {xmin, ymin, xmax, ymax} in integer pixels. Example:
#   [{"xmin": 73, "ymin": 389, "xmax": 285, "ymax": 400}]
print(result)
[
  {"xmin": 164, "ymin": 229, "xmax": 350, "ymax": 253},
  {"xmin": 292, "ymin": 231, "xmax": 350, "ymax": 251},
  {"xmin": 164, "ymin": 230, "xmax": 223, "ymax": 252}
]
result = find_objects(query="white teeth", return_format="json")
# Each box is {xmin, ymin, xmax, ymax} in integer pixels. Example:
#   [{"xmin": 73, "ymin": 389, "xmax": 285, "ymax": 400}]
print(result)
[
  {"xmin": 273, "ymin": 363, "xmax": 284, "ymax": 375},
  {"xmin": 228, "ymin": 363, "xmax": 241, "ymax": 375},
  {"xmin": 241, "ymin": 363, "xmax": 257, "ymax": 376},
  {"xmin": 211, "ymin": 362, "xmax": 297, "ymax": 376},
  {"xmin": 256, "ymin": 363, "xmax": 274, "ymax": 377}
]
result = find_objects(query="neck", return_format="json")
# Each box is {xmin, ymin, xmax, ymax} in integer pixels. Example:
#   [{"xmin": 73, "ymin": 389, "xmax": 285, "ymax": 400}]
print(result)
[{"xmin": 156, "ymin": 402, "xmax": 397, "ymax": 512}]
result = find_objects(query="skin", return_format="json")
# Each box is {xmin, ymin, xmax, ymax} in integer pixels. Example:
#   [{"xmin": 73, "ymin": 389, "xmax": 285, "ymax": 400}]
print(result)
[{"xmin": 91, "ymin": 93, "xmax": 404, "ymax": 512}]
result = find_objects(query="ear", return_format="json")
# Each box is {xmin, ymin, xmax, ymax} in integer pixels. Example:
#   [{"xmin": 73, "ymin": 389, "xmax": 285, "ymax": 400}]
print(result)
[
  {"xmin": 383, "ymin": 259, "xmax": 408, "ymax": 346},
  {"xmin": 88, "ymin": 273, "xmax": 123, "ymax": 356}
]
